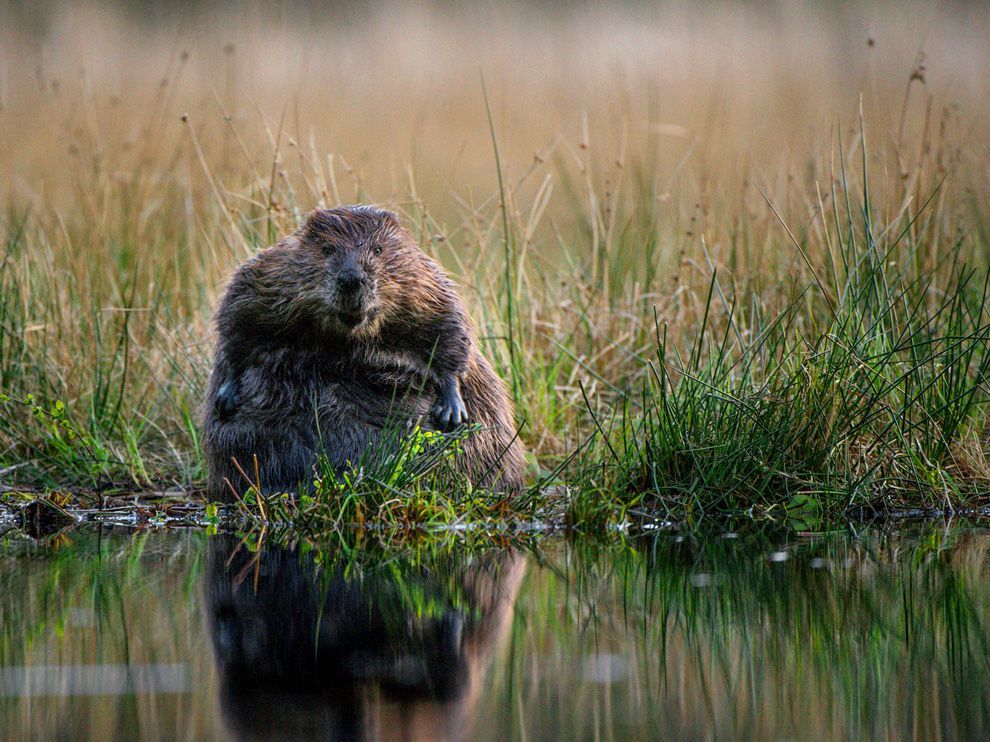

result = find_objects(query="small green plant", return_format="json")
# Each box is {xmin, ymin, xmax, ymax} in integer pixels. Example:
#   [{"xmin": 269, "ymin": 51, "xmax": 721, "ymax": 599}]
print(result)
[
  {"xmin": 0, "ymin": 392, "xmax": 119, "ymax": 489},
  {"xmin": 214, "ymin": 423, "xmax": 529, "ymax": 530},
  {"xmin": 304, "ymin": 423, "xmax": 508, "ymax": 528}
]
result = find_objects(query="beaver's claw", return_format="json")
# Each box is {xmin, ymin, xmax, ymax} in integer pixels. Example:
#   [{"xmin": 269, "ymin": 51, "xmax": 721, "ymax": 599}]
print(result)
[{"xmin": 432, "ymin": 384, "xmax": 468, "ymax": 431}]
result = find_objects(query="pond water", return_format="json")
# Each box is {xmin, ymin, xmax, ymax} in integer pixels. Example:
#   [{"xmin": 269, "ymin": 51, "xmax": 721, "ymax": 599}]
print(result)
[{"xmin": 1, "ymin": 522, "xmax": 989, "ymax": 740}]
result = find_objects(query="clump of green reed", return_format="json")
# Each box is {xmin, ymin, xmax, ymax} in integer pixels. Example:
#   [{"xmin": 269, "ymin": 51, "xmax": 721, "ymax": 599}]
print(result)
[
  {"xmin": 579, "ymin": 163, "xmax": 990, "ymax": 518},
  {"xmin": 226, "ymin": 423, "xmax": 526, "ymax": 529}
]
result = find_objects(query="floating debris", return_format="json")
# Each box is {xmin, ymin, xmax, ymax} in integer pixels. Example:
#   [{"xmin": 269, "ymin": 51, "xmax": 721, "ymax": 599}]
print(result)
[{"xmin": 18, "ymin": 499, "xmax": 78, "ymax": 540}]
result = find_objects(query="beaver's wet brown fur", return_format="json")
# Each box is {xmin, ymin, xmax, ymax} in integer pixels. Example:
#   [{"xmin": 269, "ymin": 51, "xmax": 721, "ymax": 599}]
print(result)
[{"xmin": 202, "ymin": 205, "xmax": 525, "ymax": 501}]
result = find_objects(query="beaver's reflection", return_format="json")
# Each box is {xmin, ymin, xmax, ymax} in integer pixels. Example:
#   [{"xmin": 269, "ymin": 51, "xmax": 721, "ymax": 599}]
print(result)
[{"xmin": 205, "ymin": 537, "xmax": 525, "ymax": 741}]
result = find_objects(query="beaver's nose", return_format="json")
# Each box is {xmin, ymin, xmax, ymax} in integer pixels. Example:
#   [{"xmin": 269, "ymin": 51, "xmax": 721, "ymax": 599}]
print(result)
[{"xmin": 338, "ymin": 267, "xmax": 364, "ymax": 293}]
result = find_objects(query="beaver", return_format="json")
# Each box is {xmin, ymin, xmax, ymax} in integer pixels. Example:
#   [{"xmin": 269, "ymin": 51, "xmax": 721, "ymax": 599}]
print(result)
[{"xmin": 202, "ymin": 205, "xmax": 525, "ymax": 501}]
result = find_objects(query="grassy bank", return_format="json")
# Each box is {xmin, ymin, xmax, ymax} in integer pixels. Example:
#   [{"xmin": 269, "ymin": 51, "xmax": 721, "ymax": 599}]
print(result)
[{"xmin": 1, "ymin": 1, "xmax": 988, "ymax": 527}]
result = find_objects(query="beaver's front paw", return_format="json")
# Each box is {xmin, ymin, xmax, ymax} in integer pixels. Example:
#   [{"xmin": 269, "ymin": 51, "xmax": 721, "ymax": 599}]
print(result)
[
  {"xmin": 215, "ymin": 379, "xmax": 240, "ymax": 419},
  {"xmin": 432, "ymin": 378, "xmax": 468, "ymax": 431}
]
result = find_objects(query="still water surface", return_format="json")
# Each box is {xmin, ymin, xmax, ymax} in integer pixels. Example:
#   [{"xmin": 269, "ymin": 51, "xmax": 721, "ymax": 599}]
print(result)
[{"xmin": 1, "ymin": 523, "xmax": 989, "ymax": 740}]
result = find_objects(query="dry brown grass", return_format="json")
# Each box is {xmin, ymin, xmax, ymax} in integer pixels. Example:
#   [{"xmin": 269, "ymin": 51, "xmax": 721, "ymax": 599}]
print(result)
[{"xmin": 0, "ymin": 1, "xmax": 988, "ymax": 505}]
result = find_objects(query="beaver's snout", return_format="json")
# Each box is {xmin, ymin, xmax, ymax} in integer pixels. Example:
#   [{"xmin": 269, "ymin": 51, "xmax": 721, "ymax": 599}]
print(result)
[
  {"xmin": 331, "ymin": 258, "xmax": 378, "ymax": 330},
  {"xmin": 334, "ymin": 255, "xmax": 373, "ymax": 310},
  {"xmin": 337, "ymin": 265, "xmax": 365, "ymax": 295}
]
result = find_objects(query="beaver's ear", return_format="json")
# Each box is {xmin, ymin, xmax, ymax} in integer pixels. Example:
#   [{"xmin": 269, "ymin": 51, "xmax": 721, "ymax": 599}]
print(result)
[
  {"xmin": 377, "ymin": 208, "xmax": 400, "ymax": 229},
  {"xmin": 302, "ymin": 209, "xmax": 334, "ymax": 240}
]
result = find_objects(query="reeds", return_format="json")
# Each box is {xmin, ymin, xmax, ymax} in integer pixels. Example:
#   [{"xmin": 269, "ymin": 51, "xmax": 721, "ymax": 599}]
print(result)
[
  {"xmin": 581, "ymin": 152, "xmax": 990, "ymax": 518},
  {"xmin": 0, "ymin": 1, "xmax": 988, "ymax": 524}
]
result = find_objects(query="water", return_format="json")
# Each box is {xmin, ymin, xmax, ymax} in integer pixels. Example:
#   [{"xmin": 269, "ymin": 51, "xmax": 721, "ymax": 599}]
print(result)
[{"xmin": 1, "ymin": 523, "xmax": 989, "ymax": 740}]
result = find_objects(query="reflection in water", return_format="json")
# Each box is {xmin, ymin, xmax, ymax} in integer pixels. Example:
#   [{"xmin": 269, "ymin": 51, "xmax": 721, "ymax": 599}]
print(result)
[
  {"xmin": 0, "ymin": 662, "xmax": 189, "ymax": 697},
  {"xmin": 206, "ymin": 538, "xmax": 525, "ymax": 741},
  {"xmin": 1, "ymin": 524, "xmax": 990, "ymax": 740}
]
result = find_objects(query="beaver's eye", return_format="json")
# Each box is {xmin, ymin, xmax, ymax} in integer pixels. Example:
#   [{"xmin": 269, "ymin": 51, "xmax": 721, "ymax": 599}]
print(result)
[
  {"xmin": 373, "ymin": 243, "xmax": 383, "ymax": 256},
  {"xmin": 321, "ymin": 242, "xmax": 332, "ymax": 257}
]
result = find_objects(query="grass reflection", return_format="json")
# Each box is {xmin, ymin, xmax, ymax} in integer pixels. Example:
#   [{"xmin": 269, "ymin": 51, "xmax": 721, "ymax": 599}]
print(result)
[
  {"xmin": 0, "ymin": 523, "xmax": 988, "ymax": 740},
  {"xmin": 494, "ymin": 524, "xmax": 990, "ymax": 740}
]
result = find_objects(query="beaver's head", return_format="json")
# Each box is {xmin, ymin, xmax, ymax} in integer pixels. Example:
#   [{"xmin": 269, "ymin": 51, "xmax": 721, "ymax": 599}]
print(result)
[{"xmin": 298, "ymin": 205, "xmax": 407, "ymax": 338}]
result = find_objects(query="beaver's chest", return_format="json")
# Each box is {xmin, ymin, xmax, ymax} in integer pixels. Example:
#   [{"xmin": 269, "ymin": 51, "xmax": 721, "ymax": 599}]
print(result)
[{"xmin": 240, "ymin": 344, "xmax": 437, "ymax": 458}]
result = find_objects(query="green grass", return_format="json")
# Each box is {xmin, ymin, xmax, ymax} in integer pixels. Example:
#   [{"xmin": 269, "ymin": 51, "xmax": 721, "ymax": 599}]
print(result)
[
  {"xmin": 578, "ymin": 169, "xmax": 990, "ymax": 519},
  {"xmin": 1, "ymin": 126, "xmax": 988, "ymax": 530},
  {"xmin": 222, "ymin": 424, "xmax": 539, "ymax": 531},
  {"xmin": 0, "ymin": 39, "xmax": 988, "ymax": 529}
]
